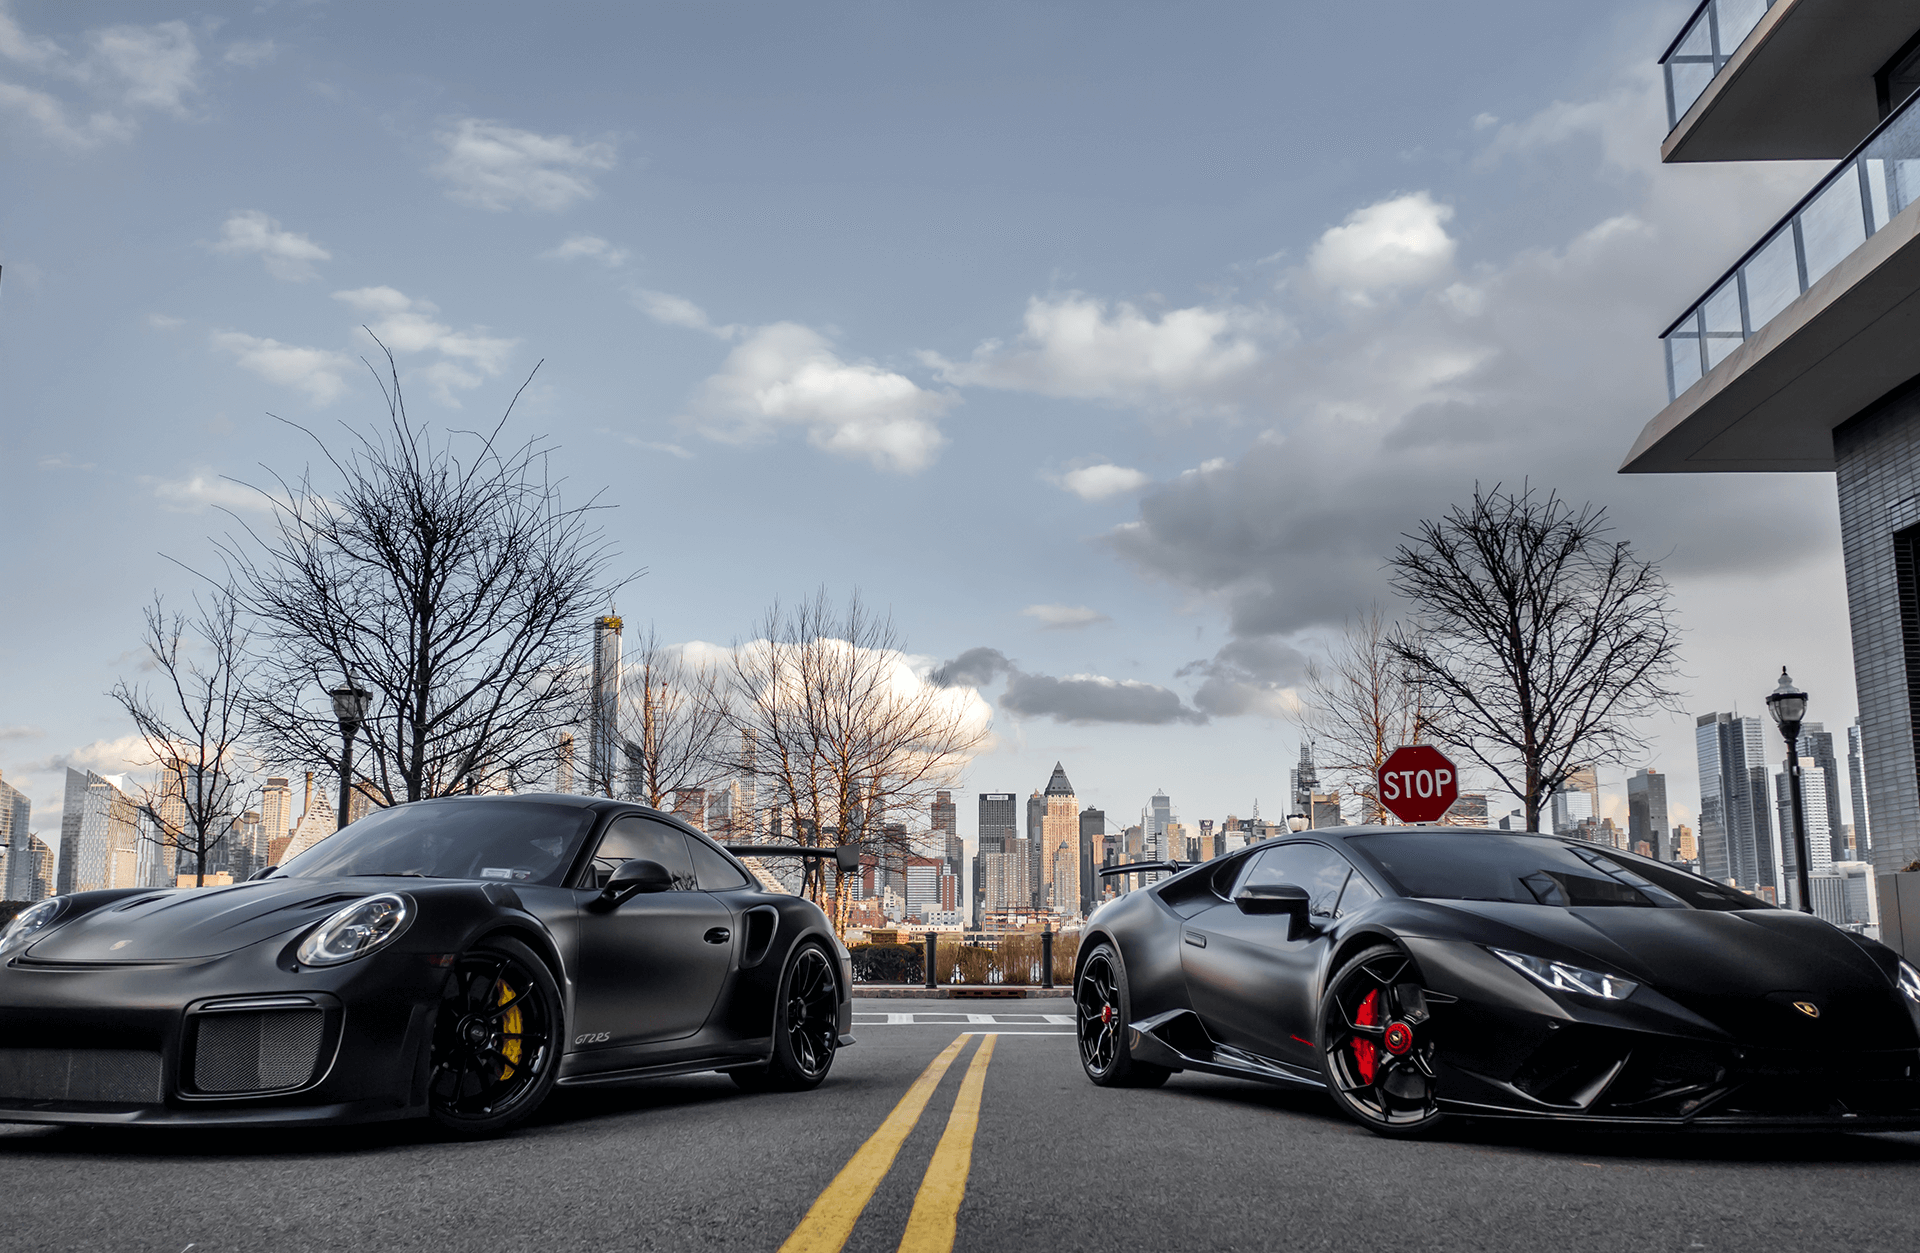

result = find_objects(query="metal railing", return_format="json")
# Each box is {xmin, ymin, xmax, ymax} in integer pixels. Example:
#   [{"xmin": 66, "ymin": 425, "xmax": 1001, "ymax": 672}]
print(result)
[
  {"xmin": 1661, "ymin": 0, "xmax": 1776, "ymax": 132},
  {"xmin": 1660, "ymin": 83, "xmax": 1920, "ymax": 401}
]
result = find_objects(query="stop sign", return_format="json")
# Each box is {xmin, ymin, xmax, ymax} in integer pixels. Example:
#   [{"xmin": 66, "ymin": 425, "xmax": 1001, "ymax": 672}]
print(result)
[{"xmin": 1376, "ymin": 745, "xmax": 1460, "ymax": 824}]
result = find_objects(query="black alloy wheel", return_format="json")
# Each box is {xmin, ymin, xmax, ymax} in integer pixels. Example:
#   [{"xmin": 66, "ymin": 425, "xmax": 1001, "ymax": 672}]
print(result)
[
  {"xmin": 1075, "ymin": 942, "xmax": 1170, "ymax": 1088},
  {"xmin": 733, "ymin": 943, "xmax": 839, "ymax": 1092},
  {"xmin": 1318, "ymin": 944, "xmax": 1445, "ymax": 1138},
  {"xmin": 427, "ymin": 936, "xmax": 562, "ymax": 1137}
]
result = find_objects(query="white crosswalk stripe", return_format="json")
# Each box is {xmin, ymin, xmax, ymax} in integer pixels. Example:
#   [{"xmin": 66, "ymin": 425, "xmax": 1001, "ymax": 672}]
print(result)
[{"xmin": 851, "ymin": 1012, "xmax": 1076, "ymax": 1025}]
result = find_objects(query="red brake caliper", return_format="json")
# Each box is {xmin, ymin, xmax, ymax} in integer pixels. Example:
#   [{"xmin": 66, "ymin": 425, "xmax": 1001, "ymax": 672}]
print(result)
[{"xmin": 1353, "ymin": 989, "xmax": 1379, "ymax": 1084}]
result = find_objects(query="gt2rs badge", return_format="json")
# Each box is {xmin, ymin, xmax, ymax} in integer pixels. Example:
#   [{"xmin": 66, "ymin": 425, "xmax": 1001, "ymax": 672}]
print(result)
[
  {"xmin": 574, "ymin": 1031, "xmax": 611, "ymax": 1044},
  {"xmin": 1793, "ymin": 1001, "xmax": 1821, "ymax": 1018}
]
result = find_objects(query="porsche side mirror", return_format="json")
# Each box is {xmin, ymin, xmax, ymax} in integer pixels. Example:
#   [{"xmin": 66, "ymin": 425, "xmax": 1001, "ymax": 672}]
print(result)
[{"xmin": 596, "ymin": 858, "xmax": 675, "ymax": 909}]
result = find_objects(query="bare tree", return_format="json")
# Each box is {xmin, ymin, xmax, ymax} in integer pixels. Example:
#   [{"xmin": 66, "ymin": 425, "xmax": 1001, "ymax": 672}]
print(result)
[
  {"xmin": 1385, "ymin": 485, "xmax": 1681, "ymax": 832},
  {"xmin": 582, "ymin": 622, "xmax": 734, "ymax": 809},
  {"xmin": 1295, "ymin": 606, "xmax": 1428, "ymax": 824},
  {"xmin": 110, "ymin": 590, "xmax": 256, "ymax": 887},
  {"xmin": 719, "ymin": 591, "xmax": 988, "ymax": 933},
  {"xmin": 226, "ymin": 348, "xmax": 627, "ymax": 809}
]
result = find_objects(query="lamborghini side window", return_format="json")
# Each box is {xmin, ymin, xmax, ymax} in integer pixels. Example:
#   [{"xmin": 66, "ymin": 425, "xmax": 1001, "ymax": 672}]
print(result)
[
  {"xmin": 1237, "ymin": 844, "xmax": 1352, "ymax": 918},
  {"xmin": 687, "ymin": 837, "xmax": 751, "ymax": 890},
  {"xmin": 1334, "ymin": 870, "xmax": 1381, "ymax": 916},
  {"xmin": 582, "ymin": 817, "xmax": 697, "ymax": 890}
]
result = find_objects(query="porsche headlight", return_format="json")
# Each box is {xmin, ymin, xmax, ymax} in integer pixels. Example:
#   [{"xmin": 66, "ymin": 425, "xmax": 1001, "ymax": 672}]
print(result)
[
  {"xmin": 1488, "ymin": 946, "xmax": 1638, "ymax": 1001},
  {"xmin": 1898, "ymin": 960, "xmax": 1920, "ymax": 1006},
  {"xmin": 0, "ymin": 898, "xmax": 66, "ymax": 956},
  {"xmin": 295, "ymin": 893, "xmax": 412, "ymax": 967}
]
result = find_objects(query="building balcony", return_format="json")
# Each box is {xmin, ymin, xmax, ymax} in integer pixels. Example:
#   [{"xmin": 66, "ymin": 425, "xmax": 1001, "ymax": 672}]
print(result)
[
  {"xmin": 1662, "ymin": 0, "xmax": 1919, "ymax": 163},
  {"xmin": 1624, "ymin": 88, "xmax": 1920, "ymax": 472}
]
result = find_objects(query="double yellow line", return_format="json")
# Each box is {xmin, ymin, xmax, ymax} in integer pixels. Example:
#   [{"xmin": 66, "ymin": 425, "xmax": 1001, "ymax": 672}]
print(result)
[{"xmin": 780, "ymin": 1033, "xmax": 997, "ymax": 1253}]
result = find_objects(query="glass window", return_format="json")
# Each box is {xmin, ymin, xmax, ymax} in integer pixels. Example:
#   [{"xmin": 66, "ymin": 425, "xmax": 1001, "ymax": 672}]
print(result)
[
  {"xmin": 1335, "ymin": 872, "xmax": 1382, "ymax": 916},
  {"xmin": 1740, "ymin": 229, "xmax": 1801, "ymax": 330},
  {"xmin": 687, "ymin": 837, "xmax": 750, "ymax": 890},
  {"xmin": 1798, "ymin": 173, "xmax": 1868, "ymax": 286},
  {"xmin": 1700, "ymin": 279, "xmax": 1744, "ymax": 370},
  {"xmin": 1347, "ymin": 832, "xmax": 1764, "ymax": 910},
  {"xmin": 1236, "ymin": 843, "xmax": 1353, "ymax": 919},
  {"xmin": 276, "ymin": 799, "xmax": 593, "ymax": 884},
  {"xmin": 1666, "ymin": 328, "xmax": 1703, "ymax": 398},
  {"xmin": 581, "ymin": 816, "xmax": 696, "ymax": 890}
]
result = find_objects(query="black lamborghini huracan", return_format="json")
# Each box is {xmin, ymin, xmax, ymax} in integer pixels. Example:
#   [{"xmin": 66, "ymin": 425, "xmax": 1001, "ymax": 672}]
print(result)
[
  {"xmin": 0, "ymin": 795, "xmax": 852, "ymax": 1135},
  {"xmin": 1077, "ymin": 826, "xmax": 1920, "ymax": 1136}
]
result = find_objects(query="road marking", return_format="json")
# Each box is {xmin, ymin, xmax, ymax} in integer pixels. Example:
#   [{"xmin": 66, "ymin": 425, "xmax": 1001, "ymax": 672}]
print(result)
[
  {"xmin": 778, "ymin": 1034, "xmax": 976, "ymax": 1253},
  {"xmin": 896, "ymin": 1034, "xmax": 997, "ymax": 1253},
  {"xmin": 852, "ymin": 1013, "xmax": 1074, "ymax": 1026}
]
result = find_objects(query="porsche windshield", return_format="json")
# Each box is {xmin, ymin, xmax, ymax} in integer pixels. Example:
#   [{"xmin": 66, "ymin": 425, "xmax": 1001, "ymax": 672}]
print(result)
[
  {"xmin": 274, "ymin": 799, "xmax": 596, "ymax": 884},
  {"xmin": 1347, "ymin": 833, "xmax": 1765, "ymax": 911}
]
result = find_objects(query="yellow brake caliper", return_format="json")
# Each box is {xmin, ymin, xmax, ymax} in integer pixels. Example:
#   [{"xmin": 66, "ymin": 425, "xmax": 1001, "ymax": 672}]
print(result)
[{"xmin": 497, "ymin": 980, "xmax": 523, "ymax": 1079}]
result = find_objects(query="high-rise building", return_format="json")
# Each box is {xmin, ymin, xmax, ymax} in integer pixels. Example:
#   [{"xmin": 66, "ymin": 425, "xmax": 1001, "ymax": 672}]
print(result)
[
  {"xmin": 1848, "ymin": 721, "xmax": 1872, "ymax": 855},
  {"xmin": 58, "ymin": 769, "xmax": 144, "ymax": 894},
  {"xmin": 1627, "ymin": 769, "xmax": 1670, "ymax": 859},
  {"xmin": 1039, "ymin": 764, "xmax": 1078, "ymax": 913},
  {"xmin": 904, "ymin": 855, "xmax": 944, "ymax": 920},
  {"xmin": 1148, "ymin": 791, "xmax": 1172, "ymax": 861},
  {"xmin": 1776, "ymin": 759, "xmax": 1837, "ymax": 908},
  {"xmin": 932, "ymin": 790, "xmax": 961, "ymax": 880},
  {"xmin": 671, "ymin": 788, "xmax": 707, "ymax": 829},
  {"xmin": 1079, "ymin": 806, "xmax": 1105, "ymax": 914},
  {"xmin": 1549, "ymin": 788, "xmax": 1595, "ymax": 836},
  {"xmin": 1564, "ymin": 765, "xmax": 1600, "ymax": 818},
  {"xmin": 1290, "ymin": 745, "xmax": 1318, "ymax": 821},
  {"xmin": 1696, "ymin": 713, "xmax": 1777, "ymax": 892},
  {"xmin": 588, "ymin": 613, "xmax": 622, "ymax": 796},
  {"xmin": 1627, "ymin": 5, "xmax": 1920, "ymax": 890},
  {"xmin": 260, "ymin": 776, "xmax": 293, "ymax": 845},
  {"xmin": 555, "ymin": 732, "xmax": 576, "ymax": 794},
  {"xmin": 975, "ymin": 792, "xmax": 1016, "ymax": 924},
  {"xmin": 1025, "ymin": 789, "xmax": 1046, "ymax": 908},
  {"xmin": 1445, "ymin": 794, "xmax": 1489, "ymax": 827},
  {"xmin": 1, "ymin": 770, "xmax": 31, "ymax": 901},
  {"xmin": 1673, "ymin": 823, "xmax": 1697, "ymax": 864},
  {"xmin": 283, "ymin": 791, "xmax": 338, "ymax": 861},
  {"xmin": 1794, "ymin": 723, "xmax": 1849, "ymax": 863}
]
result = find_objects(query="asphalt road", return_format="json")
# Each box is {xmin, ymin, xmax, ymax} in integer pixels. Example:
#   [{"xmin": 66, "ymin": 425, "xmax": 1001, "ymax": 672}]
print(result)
[{"xmin": 3, "ymin": 997, "xmax": 1920, "ymax": 1253}]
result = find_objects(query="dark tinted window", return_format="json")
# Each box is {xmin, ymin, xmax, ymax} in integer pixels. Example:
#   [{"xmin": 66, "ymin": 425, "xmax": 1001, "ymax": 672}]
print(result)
[
  {"xmin": 1236, "ymin": 843, "xmax": 1352, "ymax": 918},
  {"xmin": 1347, "ymin": 833, "xmax": 1743, "ymax": 909},
  {"xmin": 688, "ymin": 837, "xmax": 750, "ymax": 890},
  {"xmin": 582, "ymin": 817, "xmax": 696, "ymax": 890},
  {"xmin": 277, "ymin": 799, "xmax": 594, "ymax": 884}
]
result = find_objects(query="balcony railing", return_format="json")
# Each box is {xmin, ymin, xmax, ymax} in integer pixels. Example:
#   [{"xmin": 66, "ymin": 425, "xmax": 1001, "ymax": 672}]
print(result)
[
  {"xmin": 1661, "ymin": 83, "xmax": 1920, "ymax": 401},
  {"xmin": 1661, "ymin": 0, "xmax": 1777, "ymax": 131}
]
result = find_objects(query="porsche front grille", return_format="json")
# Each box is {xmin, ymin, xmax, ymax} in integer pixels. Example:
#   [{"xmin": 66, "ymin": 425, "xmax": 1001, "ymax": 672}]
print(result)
[
  {"xmin": 193, "ymin": 1008, "xmax": 324, "ymax": 1093},
  {"xmin": 0, "ymin": 1049, "xmax": 164, "ymax": 1104}
]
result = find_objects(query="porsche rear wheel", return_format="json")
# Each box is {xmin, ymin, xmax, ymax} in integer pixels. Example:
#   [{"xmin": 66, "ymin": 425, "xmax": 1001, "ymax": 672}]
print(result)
[
  {"xmin": 1318, "ymin": 944, "xmax": 1445, "ymax": 1138},
  {"xmin": 732, "ymin": 942, "xmax": 839, "ymax": 1092},
  {"xmin": 427, "ymin": 936, "xmax": 562, "ymax": 1138},
  {"xmin": 1075, "ymin": 942, "xmax": 1170, "ymax": 1088}
]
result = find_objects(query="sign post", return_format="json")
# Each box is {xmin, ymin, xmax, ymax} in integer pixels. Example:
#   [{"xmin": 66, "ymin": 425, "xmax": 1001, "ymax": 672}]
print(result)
[{"xmin": 1376, "ymin": 745, "xmax": 1460, "ymax": 825}]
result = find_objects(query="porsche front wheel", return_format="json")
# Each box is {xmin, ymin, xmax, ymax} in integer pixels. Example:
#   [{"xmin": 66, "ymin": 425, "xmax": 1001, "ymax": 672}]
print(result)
[
  {"xmin": 733, "ymin": 942, "xmax": 839, "ymax": 1092},
  {"xmin": 426, "ymin": 936, "xmax": 562, "ymax": 1138},
  {"xmin": 1318, "ymin": 944, "xmax": 1445, "ymax": 1138},
  {"xmin": 1075, "ymin": 942, "xmax": 1170, "ymax": 1088}
]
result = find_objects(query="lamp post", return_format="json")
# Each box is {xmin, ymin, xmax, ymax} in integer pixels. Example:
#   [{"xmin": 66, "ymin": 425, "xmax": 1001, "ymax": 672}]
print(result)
[
  {"xmin": 1765, "ymin": 667, "xmax": 1814, "ymax": 914},
  {"xmin": 329, "ymin": 684, "xmax": 373, "ymax": 833}
]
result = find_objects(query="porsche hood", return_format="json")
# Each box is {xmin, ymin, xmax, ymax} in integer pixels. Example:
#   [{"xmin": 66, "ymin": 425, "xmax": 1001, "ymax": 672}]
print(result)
[{"xmin": 20, "ymin": 881, "xmax": 387, "ymax": 963}]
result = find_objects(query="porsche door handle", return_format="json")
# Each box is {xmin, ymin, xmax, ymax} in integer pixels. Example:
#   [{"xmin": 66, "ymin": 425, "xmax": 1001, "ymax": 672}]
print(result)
[
  {"xmin": 704, "ymin": 928, "xmax": 732, "ymax": 944},
  {"xmin": 1182, "ymin": 929, "xmax": 1206, "ymax": 949}
]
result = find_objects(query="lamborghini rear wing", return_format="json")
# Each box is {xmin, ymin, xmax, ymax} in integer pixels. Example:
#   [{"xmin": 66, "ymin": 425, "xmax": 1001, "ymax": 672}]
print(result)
[
  {"xmin": 1096, "ymin": 861, "xmax": 1192, "ymax": 878},
  {"xmin": 720, "ymin": 844, "xmax": 862, "ymax": 875}
]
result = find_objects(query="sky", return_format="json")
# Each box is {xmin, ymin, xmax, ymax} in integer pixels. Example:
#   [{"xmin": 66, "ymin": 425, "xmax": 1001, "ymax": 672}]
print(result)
[{"xmin": 0, "ymin": 1, "xmax": 1866, "ymax": 857}]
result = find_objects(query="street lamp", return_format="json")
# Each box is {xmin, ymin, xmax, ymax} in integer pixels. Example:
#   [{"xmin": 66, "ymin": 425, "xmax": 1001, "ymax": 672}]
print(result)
[
  {"xmin": 330, "ymin": 684, "xmax": 373, "ymax": 833},
  {"xmin": 1765, "ymin": 667, "xmax": 1814, "ymax": 914},
  {"xmin": 1286, "ymin": 813, "xmax": 1310, "ymax": 833}
]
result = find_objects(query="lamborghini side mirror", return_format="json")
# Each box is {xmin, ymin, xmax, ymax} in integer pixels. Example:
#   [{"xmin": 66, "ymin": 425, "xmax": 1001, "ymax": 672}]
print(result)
[
  {"xmin": 595, "ymin": 858, "xmax": 675, "ymax": 909},
  {"xmin": 1235, "ymin": 882, "xmax": 1312, "ymax": 940}
]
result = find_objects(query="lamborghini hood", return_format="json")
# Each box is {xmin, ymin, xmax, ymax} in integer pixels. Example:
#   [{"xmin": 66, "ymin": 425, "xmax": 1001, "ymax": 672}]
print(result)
[{"xmin": 22, "ymin": 881, "xmax": 389, "ymax": 963}]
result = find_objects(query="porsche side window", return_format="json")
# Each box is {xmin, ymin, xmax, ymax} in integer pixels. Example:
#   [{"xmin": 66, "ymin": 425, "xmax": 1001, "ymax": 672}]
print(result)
[
  {"xmin": 1237, "ymin": 844, "xmax": 1352, "ymax": 918},
  {"xmin": 583, "ymin": 817, "xmax": 697, "ymax": 891},
  {"xmin": 687, "ymin": 837, "xmax": 751, "ymax": 890}
]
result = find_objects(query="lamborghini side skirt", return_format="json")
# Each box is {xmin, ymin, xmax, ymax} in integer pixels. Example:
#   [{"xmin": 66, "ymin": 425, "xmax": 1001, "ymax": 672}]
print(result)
[{"xmin": 1127, "ymin": 1009, "xmax": 1325, "ymax": 1090}]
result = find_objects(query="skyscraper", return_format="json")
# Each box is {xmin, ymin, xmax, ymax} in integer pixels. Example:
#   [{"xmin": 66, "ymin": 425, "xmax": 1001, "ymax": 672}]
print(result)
[
  {"xmin": 1550, "ymin": 788, "xmax": 1594, "ymax": 836},
  {"xmin": 976, "ymin": 793, "xmax": 1016, "ymax": 924},
  {"xmin": 58, "ymin": 769, "xmax": 143, "ymax": 894},
  {"xmin": 1025, "ymin": 789, "xmax": 1046, "ymax": 908},
  {"xmin": 1848, "ymin": 721, "xmax": 1871, "ymax": 855},
  {"xmin": 1696, "ymin": 713, "xmax": 1777, "ymax": 892},
  {"xmin": 0, "ymin": 770, "xmax": 31, "ymax": 901},
  {"xmin": 1079, "ymin": 806, "xmax": 1105, "ymax": 913},
  {"xmin": 1627, "ymin": 768, "xmax": 1670, "ymax": 859},
  {"xmin": 1040, "ymin": 764, "xmax": 1078, "ymax": 913},
  {"xmin": 260, "ymin": 776, "xmax": 293, "ymax": 846},
  {"xmin": 1148, "ymin": 791, "xmax": 1172, "ymax": 862},
  {"xmin": 588, "ymin": 613, "xmax": 622, "ymax": 796},
  {"xmin": 932, "ymin": 790, "xmax": 960, "ymax": 878},
  {"xmin": 555, "ymin": 732, "xmax": 576, "ymax": 794},
  {"xmin": 1290, "ymin": 745, "xmax": 1317, "ymax": 820},
  {"xmin": 1795, "ymin": 723, "xmax": 1848, "ymax": 863}
]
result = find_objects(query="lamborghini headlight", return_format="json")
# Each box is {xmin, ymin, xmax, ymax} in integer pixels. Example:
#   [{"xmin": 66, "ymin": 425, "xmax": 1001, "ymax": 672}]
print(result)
[
  {"xmin": 1898, "ymin": 959, "xmax": 1920, "ymax": 1006},
  {"xmin": 295, "ymin": 893, "xmax": 412, "ymax": 967},
  {"xmin": 1488, "ymin": 946, "xmax": 1638, "ymax": 1001},
  {"xmin": 0, "ymin": 897, "xmax": 66, "ymax": 956}
]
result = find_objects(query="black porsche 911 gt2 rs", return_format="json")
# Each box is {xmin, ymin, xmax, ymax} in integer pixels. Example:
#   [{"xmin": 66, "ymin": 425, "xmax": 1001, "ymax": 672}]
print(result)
[
  {"xmin": 1076, "ymin": 825, "xmax": 1920, "ymax": 1136},
  {"xmin": 0, "ymin": 794, "xmax": 852, "ymax": 1136}
]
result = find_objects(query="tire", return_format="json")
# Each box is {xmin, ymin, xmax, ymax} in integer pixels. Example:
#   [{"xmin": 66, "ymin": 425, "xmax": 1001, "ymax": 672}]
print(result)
[
  {"xmin": 732, "ymin": 942, "xmax": 840, "ymax": 1093},
  {"xmin": 425, "ymin": 936, "xmax": 563, "ymax": 1138},
  {"xmin": 1074, "ymin": 941, "xmax": 1171, "ymax": 1089},
  {"xmin": 1318, "ymin": 943, "xmax": 1447, "ymax": 1139}
]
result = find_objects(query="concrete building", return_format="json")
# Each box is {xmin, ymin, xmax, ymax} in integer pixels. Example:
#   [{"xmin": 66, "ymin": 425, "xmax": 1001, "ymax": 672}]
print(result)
[
  {"xmin": 1849, "ymin": 720, "xmax": 1873, "ymax": 853},
  {"xmin": 1446, "ymin": 793, "xmax": 1489, "ymax": 827},
  {"xmin": 1629, "ymin": 5, "xmax": 1920, "ymax": 925},
  {"xmin": 1627, "ymin": 768, "xmax": 1671, "ymax": 859}
]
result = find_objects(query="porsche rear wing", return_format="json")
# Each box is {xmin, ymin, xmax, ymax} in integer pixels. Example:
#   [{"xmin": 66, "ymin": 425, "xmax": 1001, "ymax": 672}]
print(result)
[{"xmin": 720, "ymin": 844, "xmax": 862, "ymax": 875}]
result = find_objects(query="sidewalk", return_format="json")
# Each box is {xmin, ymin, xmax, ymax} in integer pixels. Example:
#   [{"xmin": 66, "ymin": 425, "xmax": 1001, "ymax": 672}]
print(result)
[{"xmin": 851, "ymin": 986, "xmax": 1072, "ymax": 1000}]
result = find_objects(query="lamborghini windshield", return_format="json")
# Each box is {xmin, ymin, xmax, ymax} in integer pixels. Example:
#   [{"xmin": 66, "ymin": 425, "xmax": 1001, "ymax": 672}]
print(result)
[
  {"xmin": 275, "ymin": 798, "xmax": 596, "ymax": 885},
  {"xmin": 1347, "ymin": 832, "xmax": 1766, "ymax": 911}
]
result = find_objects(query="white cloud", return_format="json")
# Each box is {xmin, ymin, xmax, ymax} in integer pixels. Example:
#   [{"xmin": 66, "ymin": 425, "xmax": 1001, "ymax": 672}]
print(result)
[
  {"xmin": 1057, "ymin": 463, "xmax": 1149, "ymax": 501},
  {"xmin": 209, "ymin": 210, "xmax": 331, "ymax": 281},
  {"xmin": 1021, "ymin": 604, "xmax": 1110, "ymax": 630},
  {"xmin": 543, "ymin": 233, "xmax": 630, "ymax": 267},
  {"xmin": 147, "ymin": 313, "xmax": 183, "ymax": 329},
  {"xmin": 88, "ymin": 22, "xmax": 198, "ymax": 115},
  {"xmin": 333, "ymin": 286, "xmax": 518, "ymax": 404},
  {"xmin": 635, "ymin": 289, "xmax": 738, "ymax": 339},
  {"xmin": 928, "ymin": 294, "xmax": 1269, "ymax": 408},
  {"xmin": 210, "ymin": 331, "xmax": 354, "ymax": 405},
  {"xmin": 149, "ymin": 472, "xmax": 267, "ymax": 514},
  {"xmin": 1305, "ymin": 191, "xmax": 1456, "ymax": 300},
  {"xmin": 223, "ymin": 39, "xmax": 276, "ymax": 68},
  {"xmin": 431, "ymin": 117, "xmax": 616, "ymax": 212},
  {"xmin": 0, "ymin": 79, "xmax": 131, "ymax": 147},
  {"xmin": 684, "ymin": 322, "xmax": 953, "ymax": 474},
  {"xmin": 0, "ymin": 11, "xmax": 200, "ymax": 147},
  {"xmin": 0, "ymin": 724, "xmax": 42, "ymax": 742}
]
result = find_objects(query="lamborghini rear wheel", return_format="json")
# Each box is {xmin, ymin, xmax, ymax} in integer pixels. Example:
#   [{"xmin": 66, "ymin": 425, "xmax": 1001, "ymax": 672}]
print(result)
[
  {"xmin": 1318, "ymin": 944, "xmax": 1445, "ymax": 1138},
  {"xmin": 427, "ymin": 936, "xmax": 562, "ymax": 1138},
  {"xmin": 1075, "ymin": 942, "xmax": 1171, "ymax": 1088},
  {"xmin": 732, "ymin": 942, "xmax": 839, "ymax": 1092}
]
